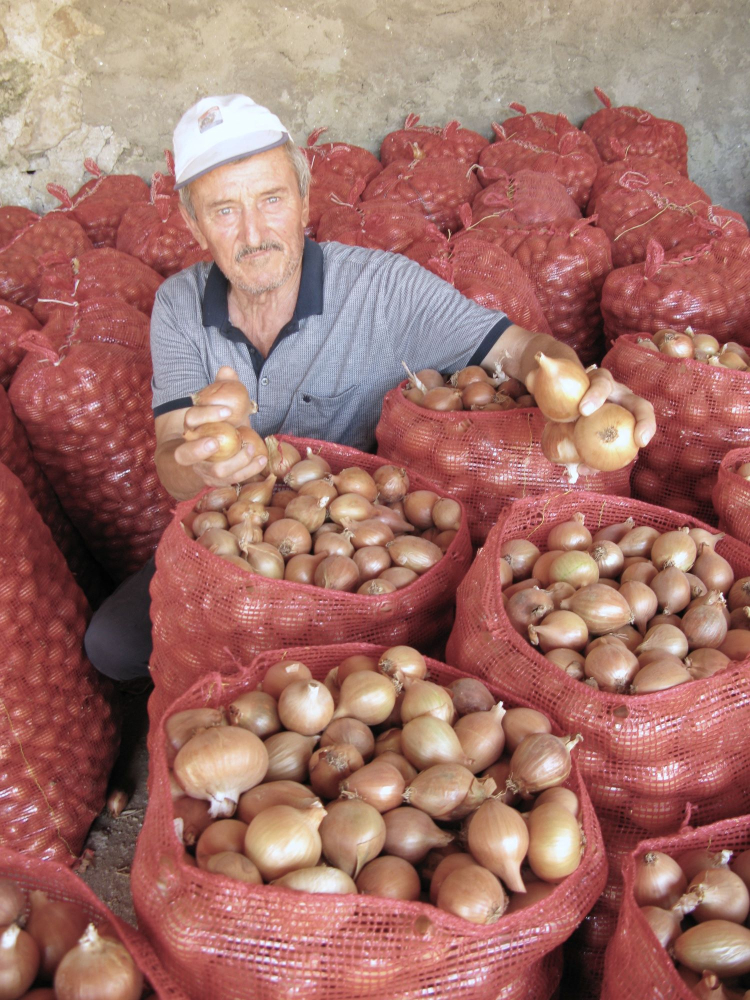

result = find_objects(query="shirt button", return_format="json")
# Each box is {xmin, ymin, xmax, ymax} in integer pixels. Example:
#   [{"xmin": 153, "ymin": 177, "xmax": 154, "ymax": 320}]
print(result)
[{"xmin": 260, "ymin": 376, "xmax": 269, "ymax": 386}]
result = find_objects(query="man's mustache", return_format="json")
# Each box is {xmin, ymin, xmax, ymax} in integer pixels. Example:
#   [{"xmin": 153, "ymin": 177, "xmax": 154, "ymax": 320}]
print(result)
[{"xmin": 235, "ymin": 242, "xmax": 284, "ymax": 262}]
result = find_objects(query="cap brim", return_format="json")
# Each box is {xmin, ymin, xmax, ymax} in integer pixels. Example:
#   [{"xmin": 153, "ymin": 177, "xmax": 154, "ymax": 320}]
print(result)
[{"xmin": 174, "ymin": 132, "xmax": 290, "ymax": 190}]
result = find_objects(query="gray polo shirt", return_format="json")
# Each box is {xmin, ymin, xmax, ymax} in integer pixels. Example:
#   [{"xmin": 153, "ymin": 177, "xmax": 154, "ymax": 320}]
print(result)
[{"xmin": 150, "ymin": 239, "xmax": 510, "ymax": 452}]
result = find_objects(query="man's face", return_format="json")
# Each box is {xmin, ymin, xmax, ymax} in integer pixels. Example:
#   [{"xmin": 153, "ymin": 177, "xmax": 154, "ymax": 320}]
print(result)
[{"xmin": 181, "ymin": 145, "xmax": 309, "ymax": 296}]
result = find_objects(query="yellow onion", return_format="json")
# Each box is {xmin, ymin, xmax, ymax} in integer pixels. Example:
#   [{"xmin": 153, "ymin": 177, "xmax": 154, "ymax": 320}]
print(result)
[
  {"xmin": 540, "ymin": 420, "xmax": 581, "ymax": 482},
  {"xmin": 588, "ymin": 541, "xmax": 625, "ymax": 579},
  {"xmin": 422, "ymin": 386, "xmax": 463, "ymax": 410},
  {"xmin": 379, "ymin": 567, "xmax": 419, "ymax": 589},
  {"xmin": 593, "ymin": 517, "xmax": 636, "ymax": 544},
  {"xmin": 401, "ymin": 679, "xmax": 455, "ymax": 725},
  {"xmin": 681, "ymin": 604, "xmax": 729, "ymax": 650},
  {"xmin": 404, "ymin": 764, "xmax": 496, "ymax": 820},
  {"xmin": 401, "ymin": 716, "xmax": 473, "ymax": 770},
  {"xmin": 264, "ymin": 436, "xmax": 301, "ymax": 477},
  {"xmin": 674, "ymin": 920, "xmax": 750, "ymax": 977},
  {"xmin": 548, "ymin": 513, "xmax": 592, "ymax": 551},
  {"xmin": 533, "ymin": 787, "xmax": 580, "ymax": 817},
  {"xmin": 529, "ymin": 610, "xmax": 589, "ymax": 652},
  {"xmin": 340, "ymin": 759, "xmax": 406, "ymax": 812},
  {"xmin": 528, "ymin": 352, "xmax": 590, "ymax": 422},
  {"xmin": 196, "ymin": 527, "xmax": 240, "ymax": 558},
  {"xmin": 206, "ymin": 851, "xmax": 263, "ymax": 883},
  {"xmin": 639, "ymin": 905, "xmax": 682, "ymax": 948},
  {"xmin": 686, "ymin": 648, "xmax": 731, "ymax": 679},
  {"xmin": 330, "ymin": 467, "xmax": 378, "ymax": 502},
  {"xmin": 53, "ymin": 924, "xmax": 142, "ymax": 1000},
  {"xmin": 244, "ymin": 804, "xmax": 324, "ymax": 880},
  {"xmin": 356, "ymin": 856, "xmax": 421, "ymax": 900},
  {"xmin": 676, "ymin": 848, "xmax": 733, "ymax": 882},
  {"xmin": 676, "ymin": 867, "xmax": 750, "ymax": 924},
  {"xmin": 314, "ymin": 555, "xmax": 360, "ymax": 591},
  {"xmin": 226, "ymin": 690, "xmax": 280, "ymax": 739},
  {"xmin": 526, "ymin": 802, "xmax": 583, "ymax": 882},
  {"xmin": 630, "ymin": 660, "xmax": 692, "ymax": 693},
  {"xmin": 448, "ymin": 678, "xmax": 495, "ymax": 715},
  {"xmin": 165, "ymin": 707, "xmax": 227, "ymax": 766},
  {"xmin": 693, "ymin": 544, "xmax": 735, "ymax": 593},
  {"xmin": 437, "ymin": 865, "xmax": 508, "ymax": 924},
  {"xmin": 584, "ymin": 643, "xmax": 639, "ymax": 693},
  {"xmin": 376, "ymin": 751, "xmax": 417, "ymax": 784},
  {"xmin": 573, "ymin": 403, "xmax": 638, "ymax": 471},
  {"xmin": 506, "ymin": 587, "xmax": 555, "ymax": 636},
  {"xmin": 548, "ymin": 551, "xmax": 600, "ymax": 589},
  {"xmin": 429, "ymin": 853, "xmax": 478, "ymax": 903},
  {"xmin": 467, "ymin": 800, "xmax": 528, "ymax": 892},
  {"xmin": 192, "ymin": 510, "xmax": 229, "ymax": 536},
  {"xmin": 0, "ymin": 882, "xmax": 25, "ymax": 927},
  {"xmin": 481, "ymin": 758, "xmax": 517, "ymax": 806},
  {"xmin": 386, "ymin": 536, "xmax": 442, "ymax": 574},
  {"xmin": 634, "ymin": 850, "xmax": 687, "ymax": 908},
  {"xmin": 195, "ymin": 818, "xmax": 248, "ymax": 868},
  {"xmin": 532, "ymin": 550, "xmax": 564, "ymax": 587},
  {"xmin": 637, "ymin": 623, "xmax": 689, "ymax": 660},
  {"xmin": 728, "ymin": 578, "xmax": 750, "ymax": 612},
  {"xmin": 560, "ymin": 584, "xmax": 633, "ymax": 634},
  {"xmin": 237, "ymin": 780, "xmax": 323, "ymax": 823},
  {"xmin": 184, "ymin": 421, "xmax": 242, "ymax": 462},
  {"xmin": 507, "ymin": 881, "xmax": 558, "ymax": 912},
  {"xmin": 284, "ymin": 457, "xmax": 330, "ymax": 490},
  {"xmin": 545, "ymin": 648, "xmax": 585, "ymax": 681},
  {"xmin": 353, "ymin": 547, "xmax": 392, "ymax": 582},
  {"xmin": 173, "ymin": 726, "xmax": 268, "ymax": 818},
  {"xmin": 314, "ymin": 532, "xmax": 355, "ymax": 559},
  {"xmin": 501, "ymin": 539, "xmax": 541, "ymax": 580},
  {"xmin": 454, "ymin": 704, "xmax": 507, "ymax": 773},
  {"xmin": 619, "ymin": 526, "xmax": 660, "ymax": 558},
  {"xmin": 507, "ymin": 733, "xmax": 582, "ymax": 798},
  {"xmin": 378, "ymin": 646, "xmax": 427, "ymax": 680},
  {"xmin": 308, "ymin": 744, "xmax": 365, "ymax": 799},
  {"xmin": 373, "ymin": 465, "xmax": 410, "ymax": 504},
  {"xmin": 720, "ymin": 630, "xmax": 750, "ymax": 659},
  {"xmin": 195, "ymin": 485, "xmax": 239, "ymax": 513},
  {"xmin": 332, "ymin": 671, "xmax": 399, "ymax": 726},
  {"xmin": 271, "ymin": 867, "xmax": 357, "ymax": 895},
  {"xmin": 382, "ymin": 806, "xmax": 453, "ymax": 864},
  {"xmin": 320, "ymin": 799, "xmax": 386, "ymax": 878},
  {"xmin": 262, "ymin": 660, "xmax": 312, "ymax": 699},
  {"xmin": 277, "ymin": 680, "xmax": 335, "ymax": 736},
  {"xmin": 26, "ymin": 891, "xmax": 89, "ymax": 980},
  {"xmin": 618, "ymin": 581, "xmax": 658, "ymax": 634},
  {"xmin": 621, "ymin": 561, "xmax": 659, "ymax": 586},
  {"xmin": 320, "ymin": 718, "xmax": 375, "ymax": 761},
  {"xmin": 263, "ymin": 731, "xmax": 319, "ymax": 782},
  {"xmin": 650, "ymin": 528, "xmax": 697, "ymax": 571}
]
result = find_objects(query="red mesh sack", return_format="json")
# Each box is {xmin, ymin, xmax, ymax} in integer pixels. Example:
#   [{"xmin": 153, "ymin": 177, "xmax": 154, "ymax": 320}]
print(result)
[
  {"xmin": 0, "ymin": 206, "xmax": 39, "ymax": 249},
  {"xmin": 403, "ymin": 230, "xmax": 551, "ymax": 334},
  {"xmin": 0, "ymin": 464, "xmax": 118, "ymax": 861},
  {"xmin": 132, "ymin": 643, "xmax": 605, "ymax": 1000},
  {"xmin": 376, "ymin": 383, "xmax": 631, "ymax": 545},
  {"xmin": 362, "ymin": 158, "xmax": 481, "ymax": 232},
  {"xmin": 497, "ymin": 104, "xmax": 601, "ymax": 161},
  {"xmin": 0, "ymin": 214, "xmax": 92, "ymax": 309},
  {"xmin": 380, "ymin": 114, "xmax": 489, "ymax": 166},
  {"xmin": 0, "ymin": 300, "xmax": 40, "ymax": 388},
  {"xmin": 601, "ymin": 238, "xmax": 750, "ymax": 347},
  {"xmin": 47, "ymin": 158, "xmax": 150, "ymax": 248},
  {"xmin": 712, "ymin": 447, "xmax": 750, "ymax": 543},
  {"xmin": 8, "ymin": 300, "xmax": 172, "ymax": 581},
  {"xmin": 0, "ymin": 384, "xmax": 110, "ymax": 606},
  {"xmin": 602, "ymin": 334, "xmax": 750, "ymax": 522},
  {"xmin": 302, "ymin": 126, "xmax": 382, "ymax": 183},
  {"xmin": 316, "ymin": 198, "xmax": 444, "ymax": 254},
  {"xmin": 0, "ymin": 846, "xmax": 186, "ymax": 998},
  {"xmin": 32, "ymin": 246, "xmax": 163, "ymax": 324},
  {"xmin": 306, "ymin": 172, "xmax": 366, "ymax": 238},
  {"xmin": 479, "ymin": 123, "xmax": 600, "ymax": 208},
  {"xmin": 453, "ymin": 217, "xmax": 612, "ymax": 363},
  {"xmin": 587, "ymin": 152, "xmax": 686, "ymax": 215},
  {"xmin": 601, "ymin": 816, "xmax": 750, "ymax": 1000},
  {"xmin": 582, "ymin": 87, "xmax": 689, "ymax": 175},
  {"xmin": 147, "ymin": 436, "xmax": 473, "ymax": 726},
  {"xmin": 471, "ymin": 169, "xmax": 581, "ymax": 228}
]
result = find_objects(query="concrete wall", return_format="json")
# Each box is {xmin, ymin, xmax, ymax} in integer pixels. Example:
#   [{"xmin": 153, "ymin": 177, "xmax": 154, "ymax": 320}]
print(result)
[{"xmin": 1, "ymin": 0, "xmax": 748, "ymax": 218}]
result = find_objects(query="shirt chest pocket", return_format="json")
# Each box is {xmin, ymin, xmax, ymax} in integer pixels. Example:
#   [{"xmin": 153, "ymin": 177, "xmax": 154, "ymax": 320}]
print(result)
[{"xmin": 282, "ymin": 384, "xmax": 362, "ymax": 445}]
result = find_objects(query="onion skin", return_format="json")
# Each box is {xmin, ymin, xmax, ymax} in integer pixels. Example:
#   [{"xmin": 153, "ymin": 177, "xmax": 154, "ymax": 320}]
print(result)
[
  {"xmin": 404, "ymin": 764, "xmax": 496, "ymax": 821},
  {"xmin": 320, "ymin": 799, "xmax": 386, "ymax": 878},
  {"xmin": 263, "ymin": 731, "xmax": 319, "ymax": 783},
  {"xmin": 674, "ymin": 920, "xmax": 750, "ymax": 977},
  {"xmin": 449, "ymin": 678, "xmax": 495, "ymax": 716},
  {"xmin": 0, "ymin": 923, "xmax": 40, "ymax": 999},
  {"xmin": 573, "ymin": 402, "xmax": 639, "ymax": 472},
  {"xmin": 677, "ymin": 868, "xmax": 750, "ymax": 924},
  {"xmin": 272, "ymin": 867, "xmax": 357, "ymax": 895},
  {"xmin": 195, "ymin": 819, "xmax": 248, "ymax": 868},
  {"xmin": 237, "ymin": 780, "xmax": 323, "ymax": 824},
  {"xmin": 507, "ymin": 733, "xmax": 581, "ymax": 798},
  {"xmin": 244, "ymin": 804, "xmax": 323, "ymax": 880},
  {"xmin": 529, "ymin": 352, "xmax": 590, "ymax": 422},
  {"xmin": 206, "ymin": 852, "xmax": 263, "ymax": 883},
  {"xmin": 502, "ymin": 707, "xmax": 551, "ymax": 754},
  {"xmin": 429, "ymin": 853, "xmax": 479, "ymax": 904},
  {"xmin": 320, "ymin": 718, "xmax": 375, "ymax": 761},
  {"xmin": 454, "ymin": 704, "xmax": 507, "ymax": 773},
  {"xmin": 173, "ymin": 726, "xmax": 269, "ymax": 818},
  {"xmin": 356, "ymin": 856, "xmax": 421, "ymax": 900},
  {"xmin": 467, "ymin": 799, "xmax": 528, "ymax": 893},
  {"xmin": 639, "ymin": 905, "xmax": 682, "ymax": 948},
  {"xmin": 436, "ymin": 865, "xmax": 508, "ymax": 924},
  {"xmin": 382, "ymin": 806, "xmax": 453, "ymax": 865},
  {"xmin": 560, "ymin": 584, "xmax": 633, "ymax": 635},
  {"xmin": 227, "ymin": 691, "xmax": 281, "ymax": 739},
  {"xmin": 340, "ymin": 759, "xmax": 406, "ymax": 813},
  {"xmin": 633, "ymin": 851, "xmax": 687, "ymax": 908},
  {"xmin": 262, "ymin": 660, "xmax": 312, "ymax": 699},
  {"xmin": 53, "ymin": 924, "xmax": 143, "ymax": 1000},
  {"xmin": 526, "ymin": 803, "xmax": 583, "ymax": 883},
  {"xmin": 529, "ymin": 610, "xmax": 589, "ymax": 653},
  {"xmin": 277, "ymin": 680, "xmax": 335, "ymax": 736}
]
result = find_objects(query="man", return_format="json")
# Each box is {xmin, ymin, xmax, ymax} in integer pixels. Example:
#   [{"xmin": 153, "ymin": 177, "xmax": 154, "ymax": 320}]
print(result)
[{"xmin": 84, "ymin": 94, "xmax": 655, "ymax": 681}]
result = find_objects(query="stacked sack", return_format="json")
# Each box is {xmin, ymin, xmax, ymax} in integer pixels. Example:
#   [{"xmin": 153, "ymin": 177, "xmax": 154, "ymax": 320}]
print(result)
[
  {"xmin": 303, "ymin": 127, "xmax": 383, "ymax": 236},
  {"xmin": 0, "ymin": 300, "xmax": 40, "ymax": 388},
  {"xmin": 0, "ymin": 213, "xmax": 92, "ymax": 309},
  {"xmin": 582, "ymin": 88, "xmax": 689, "ymax": 174},
  {"xmin": 713, "ymin": 448, "xmax": 750, "ymax": 545}
]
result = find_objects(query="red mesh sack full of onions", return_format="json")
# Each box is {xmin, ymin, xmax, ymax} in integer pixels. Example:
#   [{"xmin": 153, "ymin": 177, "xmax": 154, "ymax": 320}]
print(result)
[
  {"xmin": 470, "ymin": 168, "xmax": 582, "ymax": 229},
  {"xmin": 586, "ymin": 149, "xmax": 685, "ymax": 215},
  {"xmin": 600, "ymin": 238, "xmax": 750, "ymax": 348},
  {"xmin": 0, "ymin": 206, "xmax": 39, "ymax": 250},
  {"xmin": 380, "ymin": 114, "xmax": 489, "ymax": 166},
  {"xmin": 8, "ymin": 299, "xmax": 173, "ymax": 582},
  {"xmin": 601, "ymin": 815, "xmax": 750, "ymax": 1000},
  {"xmin": 581, "ymin": 87, "xmax": 689, "ymax": 175},
  {"xmin": 130, "ymin": 642, "xmax": 605, "ymax": 1000},
  {"xmin": 0, "ymin": 300, "xmax": 40, "ymax": 389},
  {"xmin": 302, "ymin": 126, "xmax": 383, "ymax": 182},
  {"xmin": 0, "ymin": 464, "xmax": 118, "ymax": 862},
  {"xmin": 0, "ymin": 214, "xmax": 92, "ymax": 310},
  {"xmin": 602, "ymin": 334, "xmax": 750, "ymax": 523},
  {"xmin": 0, "ymin": 844, "xmax": 187, "ymax": 999},
  {"xmin": 713, "ymin": 448, "xmax": 750, "ymax": 546},
  {"xmin": 361, "ymin": 157, "xmax": 482, "ymax": 233},
  {"xmin": 147, "ymin": 436, "xmax": 473, "ymax": 730},
  {"xmin": 316, "ymin": 198, "xmax": 445, "ymax": 256}
]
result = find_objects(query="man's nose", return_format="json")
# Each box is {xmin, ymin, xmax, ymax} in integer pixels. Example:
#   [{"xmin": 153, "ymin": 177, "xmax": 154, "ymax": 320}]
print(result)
[{"xmin": 239, "ymin": 205, "xmax": 266, "ymax": 246}]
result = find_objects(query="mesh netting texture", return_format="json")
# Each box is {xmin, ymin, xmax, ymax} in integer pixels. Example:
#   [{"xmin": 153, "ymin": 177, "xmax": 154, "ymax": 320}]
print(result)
[
  {"xmin": 496, "ymin": 106, "xmax": 602, "ymax": 162},
  {"xmin": 585, "ymin": 153, "xmax": 685, "ymax": 215},
  {"xmin": 380, "ymin": 115, "xmax": 489, "ymax": 166},
  {"xmin": 375, "ymin": 383, "xmax": 631, "ymax": 545},
  {"xmin": 712, "ymin": 447, "xmax": 750, "ymax": 544},
  {"xmin": 316, "ymin": 199, "xmax": 445, "ymax": 255},
  {"xmin": 8, "ymin": 299, "xmax": 173, "ymax": 582},
  {"xmin": 32, "ymin": 247, "xmax": 164, "ymax": 324},
  {"xmin": 47, "ymin": 159, "xmax": 150, "ymax": 248},
  {"xmin": 147, "ymin": 436, "xmax": 473, "ymax": 729},
  {"xmin": 0, "ymin": 464, "xmax": 118, "ymax": 861},
  {"xmin": 362, "ymin": 157, "xmax": 482, "ymax": 232},
  {"xmin": 0, "ymin": 214, "xmax": 92, "ymax": 309},
  {"xmin": 0, "ymin": 300, "xmax": 41, "ymax": 388},
  {"xmin": 602, "ymin": 334, "xmax": 750, "ymax": 523},
  {"xmin": 601, "ymin": 816, "xmax": 750, "ymax": 1000},
  {"xmin": 0, "ymin": 206, "xmax": 39, "ymax": 249},
  {"xmin": 133, "ymin": 643, "xmax": 605, "ymax": 1000},
  {"xmin": 470, "ymin": 169, "xmax": 582, "ymax": 228},
  {"xmin": 600, "ymin": 238, "xmax": 750, "ymax": 347},
  {"xmin": 0, "ymin": 845, "xmax": 187, "ymax": 999},
  {"xmin": 303, "ymin": 127, "xmax": 383, "ymax": 183},
  {"xmin": 581, "ymin": 88, "xmax": 689, "ymax": 175}
]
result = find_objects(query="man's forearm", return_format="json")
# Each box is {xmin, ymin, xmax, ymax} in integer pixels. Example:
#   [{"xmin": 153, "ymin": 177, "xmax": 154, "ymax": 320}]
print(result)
[
  {"xmin": 155, "ymin": 439, "xmax": 205, "ymax": 502},
  {"xmin": 482, "ymin": 325, "xmax": 583, "ymax": 388}
]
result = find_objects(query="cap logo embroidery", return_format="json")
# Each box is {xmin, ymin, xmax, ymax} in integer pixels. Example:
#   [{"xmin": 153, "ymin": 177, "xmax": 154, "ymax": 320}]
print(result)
[{"xmin": 198, "ymin": 106, "xmax": 223, "ymax": 133}]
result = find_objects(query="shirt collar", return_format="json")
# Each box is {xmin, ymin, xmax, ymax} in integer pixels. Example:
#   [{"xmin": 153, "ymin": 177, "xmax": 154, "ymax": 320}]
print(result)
[{"xmin": 202, "ymin": 237, "xmax": 324, "ymax": 332}]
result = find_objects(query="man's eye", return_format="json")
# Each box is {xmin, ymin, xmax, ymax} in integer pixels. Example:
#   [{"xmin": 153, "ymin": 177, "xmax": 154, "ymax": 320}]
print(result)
[
  {"xmin": 218, "ymin": 207, "xmax": 232, "ymax": 216},
  {"xmin": 267, "ymin": 196, "xmax": 279, "ymax": 204}
]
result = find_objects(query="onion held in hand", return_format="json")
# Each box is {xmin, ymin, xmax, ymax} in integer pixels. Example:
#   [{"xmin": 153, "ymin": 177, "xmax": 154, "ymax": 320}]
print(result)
[
  {"xmin": 573, "ymin": 403, "xmax": 638, "ymax": 472},
  {"xmin": 192, "ymin": 377, "xmax": 256, "ymax": 423},
  {"xmin": 528, "ymin": 353, "xmax": 590, "ymax": 423},
  {"xmin": 183, "ymin": 421, "xmax": 243, "ymax": 462}
]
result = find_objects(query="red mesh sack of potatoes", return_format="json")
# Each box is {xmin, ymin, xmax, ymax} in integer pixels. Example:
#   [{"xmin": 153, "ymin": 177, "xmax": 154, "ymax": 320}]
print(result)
[
  {"xmin": 0, "ymin": 300, "xmax": 40, "ymax": 388},
  {"xmin": 8, "ymin": 299, "xmax": 172, "ymax": 582},
  {"xmin": 116, "ymin": 173, "xmax": 211, "ymax": 277},
  {"xmin": 380, "ymin": 114, "xmax": 489, "ymax": 166},
  {"xmin": 132, "ymin": 642, "xmax": 605, "ymax": 1000},
  {"xmin": 47, "ymin": 158, "xmax": 150, "ymax": 248},
  {"xmin": 0, "ymin": 464, "xmax": 118, "ymax": 861},
  {"xmin": 0, "ymin": 215, "xmax": 92, "ymax": 309},
  {"xmin": 362, "ymin": 158, "xmax": 481, "ymax": 232},
  {"xmin": 601, "ymin": 238, "xmax": 750, "ymax": 347},
  {"xmin": 453, "ymin": 216, "xmax": 612, "ymax": 363},
  {"xmin": 479, "ymin": 123, "xmax": 600, "ymax": 209},
  {"xmin": 712, "ymin": 447, "xmax": 750, "ymax": 544},
  {"xmin": 602, "ymin": 334, "xmax": 750, "ymax": 522},
  {"xmin": 303, "ymin": 126, "xmax": 383, "ymax": 183},
  {"xmin": 316, "ymin": 198, "xmax": 445, "ymax": 255},
  {"xmin": 376, "ymin": 386, "xmax": 631, "ymax": 545},
  {"xmin": 0, "ymin": 384, "xmax": 110, "ymax": 606},
  {"xmin": 147, "ymin": 436, "xmax": 473, "ymax": 727},
  {"xmin": 0, "ymin": 206, "xmax": 39, "ymax": 249},
  {"xmin": 403, "ymin": 230, "xmax": 551, "ymax": 335},
  {"xmin": 582, "ymin": 88, "xmax": 689, "ymax": 175},
  {"xmin": 32, "ymin": 247, "xmax": 163, "ymax": 324},
  {"xmin": 471, "ymin": 169, "xmax": 581, "ymax": 229},
  {"xmin": 0, "ymin": 846, "xmax": 187, "ymax": 998}
]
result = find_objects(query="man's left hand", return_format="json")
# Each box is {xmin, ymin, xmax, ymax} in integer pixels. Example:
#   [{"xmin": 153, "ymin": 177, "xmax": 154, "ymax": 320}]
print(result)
[{"xmin": 578, "ymin": 368, "xmax": 656, "ymax": 475}]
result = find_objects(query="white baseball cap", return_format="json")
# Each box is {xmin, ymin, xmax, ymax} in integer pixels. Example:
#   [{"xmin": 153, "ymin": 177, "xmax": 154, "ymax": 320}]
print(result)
[{"xmin": 172, "ymin": 95, "xmax": 291, "ymax": 190}]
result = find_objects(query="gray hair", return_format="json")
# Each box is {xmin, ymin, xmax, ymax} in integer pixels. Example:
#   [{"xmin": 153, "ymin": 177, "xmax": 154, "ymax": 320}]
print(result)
[{"xmin": 179, "ymin": 138, "xmax": 311, "ymax": 219}]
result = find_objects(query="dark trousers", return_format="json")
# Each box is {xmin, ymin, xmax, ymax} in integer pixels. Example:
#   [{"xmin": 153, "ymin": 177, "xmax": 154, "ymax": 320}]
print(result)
[{"xmin": 84, "ymin": 556, "xmax": 156, "ymax": 681}]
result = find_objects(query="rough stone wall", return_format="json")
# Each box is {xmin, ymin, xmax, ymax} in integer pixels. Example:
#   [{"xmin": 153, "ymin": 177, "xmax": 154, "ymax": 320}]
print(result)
[{"xmin": 1, "ymin": 0, "xmax": 748, "ymax": 218}]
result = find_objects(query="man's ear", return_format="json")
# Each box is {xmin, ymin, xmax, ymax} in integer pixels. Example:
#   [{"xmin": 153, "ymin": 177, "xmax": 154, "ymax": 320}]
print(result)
[
  {"xmin": 301, "ymin": 189, "xmax": 310, "ymax": 229},
  {"xmin": 178, "ymin": 201, "xmax": 209, "ymax": 251}
]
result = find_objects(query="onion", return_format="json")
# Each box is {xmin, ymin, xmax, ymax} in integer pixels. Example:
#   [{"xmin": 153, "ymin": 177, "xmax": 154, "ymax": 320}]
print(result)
[
  {"xmin": 284, "ymin": 495, "xmax": 327, "ymax": 533},
  {"xmin": 414, "ymin": 367, "xmax": 445, "ymax": 389},
  {"xmin": 373, "ymin": 465, "xmax": 410, "ymax": 504},
  {"xmin": 531, "ymin": 551, "xmax": 563, "ymax": 587},
  {"xmin": 244, "ymin": 804, "xmax": 324, "ymax": 880},
  {"xmin": 584, "ymin": 643, "xmax": 639, "ymax": 693},
  {"xmin": 195, "ymin": 485, "xmax": 239, "ymax": 513},
  {"xmin": 401, "ymin": 716, "xmax": 473, "ymax": 770},
  {"xmin": 548, "ymin": 513, "xmax": 592, "ymax": 551},
  {"xmin": 454, "ymin": 704, "xmax": 506, "ymax": 773},
  {"xmin": 467, "ymin": 799, "xmax": 528, "ymax": 892},
  {"xmin": 545, "ymin": 582, "xmax": 577, "ymax": 608},
  {"xmin": 593, "ymin": 517, "xmax": 636, "ymax": 544},
  {"xmin": 262, "ymin": 660, "xmax": 312, "ymax": 699},
  {"xmin": 693, "ymin": 544, "xmax": 735, "ymax": 593},
  {"xmin": 400, "ymin": 679, "xmax": 455, "ymax": 725},
  {"xmin": 619, "ymin": 526, "xmax": 660, "ymax": 558},
  {"xmin": 329, "ymin": 467, "xmax": 378, "ymax": 502},
  {"xmin": 651, "ymin": 529, "xmax": 697, "ymax": 572},
  {"xmin": 437, "ymin": 865, "xmax": 508, "ymax": 924},
  {"xmin": 298, "ymin": 479, "xmax": 338, "ymax": 505},
  {"xmin": 352, "ymin": 546, "xmax": 392, "ymax": 582},
  {"xmin": 382, "ymin": 806, "xmax": 453, "ymax": 864},
  {"xmin": 631, "ymin": 660, "xmax": 692, "ymax": 693},
  {"xmin": 237, "ymin": 780, "xmax": 322, "ymax": 823},
  {"xmin": 731, "ymin": 850, "xmax": 750, "ymax": 890},
  {"xmin": 356, "ymin": 856, "xmax": 421, "ymax": 900},
  {"xmin": 320, "ymin": 799, "xmax": 386, "ymax": 878},
  {"xmin": 429, "ymin": 853, "xmax": 478, "ymax": 903},
  {"xmin": 529, "ymin": 352, "xmax": 590, "ymax": 422},
  {"xmin": 307, "ymin": 744, "xmax": 365, "ymax": 799},
  {"xmin": 545, "ymin": 648, "xmax": 585, "ymax": 681},
  {"xmin": 720, "ymin": 630, "xmax": 750, "ymax": 659},
  {"xmin": 533, "ymin": 787, "xmax": 579, "ymax": 817},
  {"xmin": 529, "ymin": 610, "xmax": 589, "ymax": 652},
  {"xmin": 320, "ymin": 718, "xmax": 375, "ymax": 761},
  {"xmin": 204, "ymin": 851, "xmax": 263, "ymax": 884},
  {"xmin": 676, "ymin": 868, "xmax": 750, "ymax": 924},
  {"xmin": 573, "ymin": 403, "xmax": 638, "ymax": 471},
  {"xmin": 271, "ymin": 489, "xmax": 298, "ymax": 509},
  {"xmin": 196, "ymin": 527, "xmax": 241, "ymax": 557},
  {"xmin": 332, "ymin": 671, "xmax": 399, "ymax": 726},
  {"xmin": 192, "ymin": 510, "xmax": 229, "ymax": 536},
  {"xmin": 639, "ymin": 905, "xmax": 682, "ymax": 948},
  {"xmin": 375, "ymin": 751, "xmax": 417, "ymax": 784},
  {"xmin": 314, "ymin": 532, "xmax": 355, "ymax": 559},
  {"xmin": 681, "ymin": 604, "xmax": 729, "ymax": 650},
  {"xmin": 506, "ymin": 880, "xmax": 558, "ymax": 912},
  {"xmin": 421, "ymin": 386, "xmax": 463, "ymax": 410},
  {"xmin": 619, "ymin": 581, "xmax": 658, "ymax": 634},
  {"xmin": 264, "ymin": 518, "xmax": 312, "ymax": 557},
  {"xmin": 448, "ymin": 678, "xmax": 495, "ymax": 715},
  {"xmin": 379, "ymin": 567, "xmax": 419, "ymax": 589},
  {"xmin": 637, "ymin": 623, "xmax": 690, "ymax": 660},
  {"xmin": 621, "ymin": 561, "xmax": 659, "ymax": 586},
  {"xmin": 0, "ymin": 923, "xmax": 39, "ymax": 998},
  {"xmin": 674, "ymin": 920, "xmax": 750, "ymax": 977},
  {"xmin": 527, "ymin": 802, "xmax": 583, "ymax": 882},
  {"xmin": 172, "ymin": 789, "xmax": 213, "ymax": 845},
  {"xmin": 378, "ymin": 646, "xmax": 426, "ymax": 680},
  {"xmin": 506, "ymin": 587, "xmax": 555, "ymax": 635},
  {"xmin": 404, "ymin": 764, "xmax": 496, "ymax": 820},
  {"xmin": 25, "ymin": 891, "xmax": 89, "ymax": 980},
  {"xmin": 195, "ymin": 818, "xmax": 248, "ymax": 868},
  {"xmin": 634, "ymin": 850, "xmax": 687, "ymax": 907},
  {"xmin": 272, "ymin": 866, "xmax": 357, "ymax": 895},
  {"xmin": 238, "ymin": 473, "xmax": 277, "ymax": 506},
  {"xmin": 277, "ymin": 680, "xmax": 335, "ymax": 736},
  {"xmin": 263, "ymin": 731, "xmax": 319, "ymax": 782},
  {"xmin": 357, "ymin": 578, "xmax": 397, "ymax": 595},
  {"xmin": 728, "ymin": 577, "xmax": 750, "ymax": 612},
  {"xmin": 375, "ymin": 730, "xmax": 402, "ymax": 757},
  {"xmin": 284, "ymin": 458, "xmax": 329, "ymax": 490},
  {"xmin": 0, "ymin": 882, "xmax": 25, "ymax": 927},
  {"xmin": 507, "ymin": 733, "xmax": 581, "ymax": 798},
  {"xmin": 227, "ymin": 691, "xmax": 280, "ymax": 739},
  {"xmin": 481, "ymin": 758, "xmax": 517, "ymax": 806},
  {"xmin": 242, "ymin": 542, "xmax": 285, "ymax": 578},
  {"xmin": 386, "ymin": 536, "xmax": 442, "ymax": 574},
  {"xmin": 548, "ymin": 551, "xmax": 600, "ymax": 589},
  {"xmin": 174, "ymin": 726, "xmax": 268, "ymax": 818},
  {"xmin": 501, "ymin": 539, "xmax": 541, "ymax": 580},
  {"xmin": 54, "ymin": 924, "xmax": 142, "ymax": 1000},
  {"xmin": 560, "ymin": 585, "xmax": 633, "ymax": 634},
  {"xmin": 686, "ymin": 647, "xmax": 731, "ymax": 679},
  {"xmin": 184, "ymin": 421, "xmax": 242, "ymax": 462},
  {"xmin": 165, "ymin": 707, "xmax": 227, "ymax": 766},
  {"xmin": 264, "ymin": 436, "xmax": 301, "ymax": 477},
  {"xmin": 340, "ymin": 759, "xmax": 405, "ymax": 812}
]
